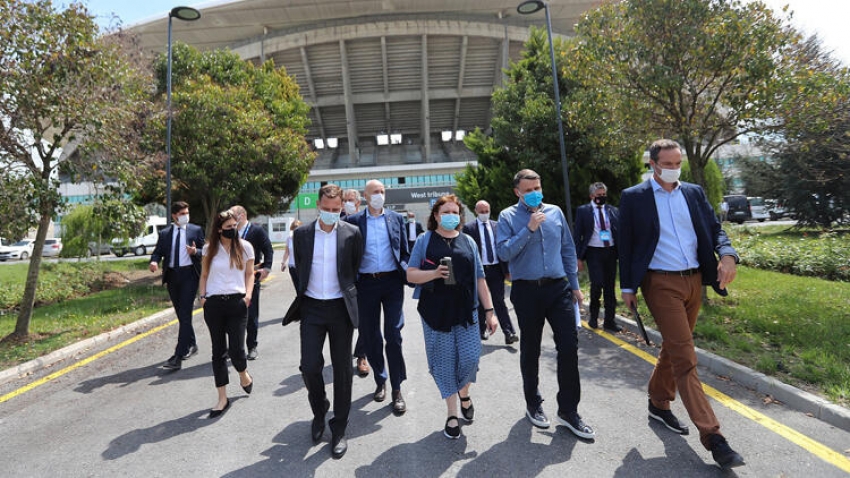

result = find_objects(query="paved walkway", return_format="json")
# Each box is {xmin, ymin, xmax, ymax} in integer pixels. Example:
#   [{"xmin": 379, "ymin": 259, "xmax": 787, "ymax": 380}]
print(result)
[{"xmin": 1, "ymin": 274, "xmax": 849, "ymax": 476}]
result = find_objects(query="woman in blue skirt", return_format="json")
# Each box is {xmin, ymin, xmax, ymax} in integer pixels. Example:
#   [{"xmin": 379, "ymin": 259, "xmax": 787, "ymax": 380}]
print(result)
[{"xmin": 407, "ymin": 194, "xmax": 498, "ymax": 439}]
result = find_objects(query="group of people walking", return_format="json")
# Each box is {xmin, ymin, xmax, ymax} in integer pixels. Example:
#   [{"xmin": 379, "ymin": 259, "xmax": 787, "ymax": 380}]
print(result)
[{"xmin": 148, "ymin": 139, "xmax": 745, "ymax": 470}]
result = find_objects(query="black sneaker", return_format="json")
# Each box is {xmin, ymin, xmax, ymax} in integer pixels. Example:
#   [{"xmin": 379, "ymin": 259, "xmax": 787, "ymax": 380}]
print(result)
[
  {"xmin": 648, "ymin": 400, "xmax": 689, "ymax": 435},
  {"xmin": 525, "ymin": 404, "xmax": 550, "ymax": 429},
  {"xmin": 557, "ymin": 410, "xmax": 596, "ymax": 439},
  {"xmin": 708, "ymin": 434, "xmax": 745, "ymax": 469}
]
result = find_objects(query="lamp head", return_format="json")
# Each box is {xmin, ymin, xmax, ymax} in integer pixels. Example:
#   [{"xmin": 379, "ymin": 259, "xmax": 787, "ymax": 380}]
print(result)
[
  {"xmin": 517, "ymin": 0, "xmax": 545, "ymax": 15},
  {"xmin": 170, "ymin": 6, "xmax": 201, "ymax": 21}
]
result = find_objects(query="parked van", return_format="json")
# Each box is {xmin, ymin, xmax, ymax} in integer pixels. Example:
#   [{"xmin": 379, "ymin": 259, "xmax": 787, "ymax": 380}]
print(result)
[
  {"xmin": 747, "ymin": 196, "xmax": 768, "ymax": 222},
  {"xmin": 111, "ymin": 216, "xmax": 168, "ymax": 257},
  {"xmin": 723, "ymin": 195, "xmax": 751, "ymax": 224}
]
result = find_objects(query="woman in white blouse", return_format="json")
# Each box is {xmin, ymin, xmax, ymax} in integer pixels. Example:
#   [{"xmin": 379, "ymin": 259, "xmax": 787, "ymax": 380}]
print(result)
[{"xmin": 197, "ymin": 210, "xmax": 255, "ymax": 418}]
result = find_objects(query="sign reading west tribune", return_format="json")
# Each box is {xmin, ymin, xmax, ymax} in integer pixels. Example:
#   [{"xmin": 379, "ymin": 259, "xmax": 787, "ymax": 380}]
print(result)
[{"xmin": 386, "ymin": 187, "xmax": 455, "ymax": 204}]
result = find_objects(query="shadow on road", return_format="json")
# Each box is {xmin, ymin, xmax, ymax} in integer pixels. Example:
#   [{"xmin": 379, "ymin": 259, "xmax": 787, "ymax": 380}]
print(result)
[{"xmin": 74, "ymin": 362, "xmax": 209, "ymax": 394}]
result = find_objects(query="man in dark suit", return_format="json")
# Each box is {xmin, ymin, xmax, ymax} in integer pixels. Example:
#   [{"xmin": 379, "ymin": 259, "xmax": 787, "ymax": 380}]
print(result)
[
  {"xmin": 231, "ymin": 205, "xmax": 274, "ymax": 360},
  {"xmin": 405, "ymin": 211, "xmax": 424, "ymax": 252},
  {"xmin": 462, "ymin": 199, "xmax": 518, "ymax": 344},
  {"xmin": 619, "ymin": 139, "xmax": 744, "ymax": 470},
  {"xmin": 573, "ymin": 182, "xmax": 621, "ymax": 332},
  {"xmin": 344, "ymin": 179, "xmax": 410, "ymax": 416},
  {"xmin": 149, "ymin": 201, "xmax": 205, "ymax": 370},
  {"xmin": 283, "ymin": 183, "xmax": 363, "ymax": 459}
]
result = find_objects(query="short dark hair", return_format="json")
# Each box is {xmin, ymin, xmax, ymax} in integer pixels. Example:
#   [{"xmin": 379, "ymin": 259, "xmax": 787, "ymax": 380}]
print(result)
[
  {"xmin": 318, "ymin": 183, "xmax": 342, "ymax": 201},
  {"xmin": 513, "ymin": 169, "xmax": 541, "ymax": 188},
  {"xmin": 649, "ymin": 139, "xmax": 681, "ymax": 161},
  {"xmin": 427, "ymin": 194, "xmax": 464, "ymax": 231},
  {"xmin": 171, "ymin": 201, "xmax": 189, "ymax": 215}
]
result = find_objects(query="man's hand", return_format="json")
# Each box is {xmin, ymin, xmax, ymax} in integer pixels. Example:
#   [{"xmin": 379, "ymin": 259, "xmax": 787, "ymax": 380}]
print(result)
[
  {"xmin": 527, "ymin": 211, "xmax": 546, "ymax": 232},
  {"xmin": 571, "ymin": 289, "xmax": 584, "ymax": 304},
  {"xmin": 258, "ymin": 268, "xmax": 270, "ymax": 281},
  {"xmin": 186, "ymin": 241, "xmax": 198, "ymax": 256},
  {"xmin": 717, "ymin": 255, "xmax": 737, "ymax": 290},
  {"xmin": 149, "ymin": 261, "xmax": 158, "ymax": 273},
  {"xmin": 622, "ymin": 292, "xmax": 637, "ymax": 310},
  {"xmin": 577, "ymin": 260, "xmax": 585, "ymax": 272}
]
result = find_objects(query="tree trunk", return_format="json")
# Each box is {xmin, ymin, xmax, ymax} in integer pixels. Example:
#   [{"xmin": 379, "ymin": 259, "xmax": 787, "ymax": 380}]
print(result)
[{"xmin": 13, "ymin": 209, "xmax": 53, "ymax": 338}]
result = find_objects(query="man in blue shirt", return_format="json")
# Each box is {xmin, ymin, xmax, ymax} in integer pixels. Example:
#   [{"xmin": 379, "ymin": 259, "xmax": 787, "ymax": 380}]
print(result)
[{"xmin": 496, "ymin": 169, "xmax": 595, "ymax": 440}]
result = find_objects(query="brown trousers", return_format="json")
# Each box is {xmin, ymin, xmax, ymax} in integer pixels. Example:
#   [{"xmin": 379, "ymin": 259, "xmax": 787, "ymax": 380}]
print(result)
[{"xmin": 641, "ymin": 271, "xmax": 721, "ymax": 449}]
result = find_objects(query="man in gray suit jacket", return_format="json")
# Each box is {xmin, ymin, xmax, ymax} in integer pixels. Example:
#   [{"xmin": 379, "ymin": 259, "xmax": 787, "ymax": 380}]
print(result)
[{"xmin": 283, "ymin": 184, "xmax": 363, "ymax": 459}]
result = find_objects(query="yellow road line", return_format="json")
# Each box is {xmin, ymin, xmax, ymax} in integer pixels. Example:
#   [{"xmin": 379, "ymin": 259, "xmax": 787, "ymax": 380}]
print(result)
[{"xmin": 585, "ymin": 323, "xmax": 850, "ymax": 473}]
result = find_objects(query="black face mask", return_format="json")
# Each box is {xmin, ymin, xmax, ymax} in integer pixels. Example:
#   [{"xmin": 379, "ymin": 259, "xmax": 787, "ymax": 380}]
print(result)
[
  {"xmin": 221, "ymin": 228, "xmax": 237, "ymax": 239},
  {"xmin": 593, "ymin": 196, "xmax": 607, "ymax": 206}
]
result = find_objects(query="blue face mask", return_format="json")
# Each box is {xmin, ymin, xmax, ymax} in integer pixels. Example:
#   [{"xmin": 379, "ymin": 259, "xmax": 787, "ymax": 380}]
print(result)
[
  {"xmin": 440, "ymin": 213, "xmax": 460, "ymax": 230},
  {"xmin": 319, "ymin": 209, "xmax": 340, "ymax": 226},
  {"xmin": 523, "ymin": 190, "xmax": 544, "ymax": 208}
]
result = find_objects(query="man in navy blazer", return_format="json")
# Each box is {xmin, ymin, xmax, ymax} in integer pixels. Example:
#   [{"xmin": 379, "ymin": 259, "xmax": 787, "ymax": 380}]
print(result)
[
  {"xmin": 619, "ymin": 139, "xmax": 744, "ymax": 470},
  {"xmin": 573, "ymin": 182, "xmax": 621, "ymax": 332},
  {"xmin": 344, "ymin": 179, "xmax": 410, "ymax": 415},
  {"xmin": 462, "ymin": 199, "xmax": 517, "ymax": 344},
  {"xmin": 149, "ymin": 201, "xmax": 205, "ymax": 370}
]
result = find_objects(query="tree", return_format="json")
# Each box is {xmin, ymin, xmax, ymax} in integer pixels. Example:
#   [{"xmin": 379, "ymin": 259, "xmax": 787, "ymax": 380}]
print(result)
[
  {"xmin": 0, "ymin": 0, "xmax": 149, "ymax": 338},
  {"xmin": 146, "ymin": 44, "xmax": 315, "ymax": 228},
  {"xmin": 0, "ymin": 172, "xmax": 39, "ymax": 241},
  {"xmin": 60, "ymin": 199, "xmax": 146, "ymax": 259},
  {"xmin": 457, "ymin": 28, "xmax": 644, "ymax": 216},
  {"xmin": 574, "ymin": 0, "xmax": 801, "ymax": 189},
  {"xmin": 682, "ymin": 158, "xmax": 725, "ymax": 210}
]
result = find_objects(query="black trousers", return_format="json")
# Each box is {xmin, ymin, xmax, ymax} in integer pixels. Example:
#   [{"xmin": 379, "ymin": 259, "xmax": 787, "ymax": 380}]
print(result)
[
  {"xmin": 585, "ymin": 246, "xmax": 618, "ymax": 324},
  {"xmin": 510, "ymin": 280, "xmax": 581, "ymax": 414},
  {"xmin": 478, "ymin": 264, "xmax": 515, "ymax": 336},
  {"xmin": 246, "ymin": 276, "xmax": 261, "ymax": 349},
  {"xmin": 300, "ymin": 297, "xmax": 353, "ymax": 436},
  {"xmin": 165, "ymin": 266, "xmax": 199, "ymax": 357},
  {"xmin": 202, "ymin": 295, "xmax": 248, "ymax": 387}
]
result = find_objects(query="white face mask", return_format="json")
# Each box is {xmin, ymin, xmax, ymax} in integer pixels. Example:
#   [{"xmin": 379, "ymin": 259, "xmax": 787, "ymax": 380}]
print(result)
[
  {"xmin": 656, "ymin": 166, "xmax": 681, "ymax": 184},
  {"xmin": 176, "ymin": 214, "xmax": 189, "ymax": 226},
  {"xmin": 343, "ymin": 201, "xmax": 357, "ymax": 215},
  {"xmin": 369, "ymin": 193, "xmax": 385, "ymax": 210},
  {"xmin": 477, "ymin": 213, "xmax": 489, "ymax": 223}
]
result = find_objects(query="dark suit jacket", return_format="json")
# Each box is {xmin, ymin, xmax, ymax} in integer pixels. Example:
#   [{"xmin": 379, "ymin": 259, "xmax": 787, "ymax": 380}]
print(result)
[
  {"xmin": 282, "ymin": 220, "xmax": 363, "ymax": 326},
  {"xmin": 344, "ymin": 209, "xmax": 410, "ymax": 273},
  {"xmin": 405, "ymin": 221, "xmax": 424, "ymax": 244},
  {"xmin": 150, "ymin": 223, "xmax": 205, "ymax": 284},
  {"xmin": 462, "ymin": 219, "xmax": 509, "ymax": 275},
  {"xmin": 618, "ymin": 180, "xmax": 738, "ymax": 296},
  {"xmin": 573, "ymin": 203, "xmax": 619, "ymax": 260},
  {"xmin": 241, "ymin": 223, "xmax": 274, "ymax": 272}
]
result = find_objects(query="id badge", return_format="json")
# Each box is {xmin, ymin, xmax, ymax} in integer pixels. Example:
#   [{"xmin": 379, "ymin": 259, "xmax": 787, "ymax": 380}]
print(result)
[{"xmin": 599, "ymin": 230, "xmax": 612, "ymax": 242}]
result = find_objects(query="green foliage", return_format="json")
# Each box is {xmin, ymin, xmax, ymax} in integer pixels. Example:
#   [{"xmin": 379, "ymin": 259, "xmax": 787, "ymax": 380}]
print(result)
[
  {"xmin": 144, "ymin": 44, "xmax": 315, "ymax": 227},
  {"xmin": 458, "ymin": 28, "xmax": 644, "ymax": 216},
  {"xmin": 59, "ymin": 200, "xmax": 146, "ymax": 258},
  {"xmin": 729, "ymin": 226, "xmax": 850, "ymax": 281},
  {"xmin": 681, "ymin": 159, "xmax": 725, "ymax": 209},
  {"xmin": 0, "ymin": 173, "xmax": 39, "ymax": 241}
]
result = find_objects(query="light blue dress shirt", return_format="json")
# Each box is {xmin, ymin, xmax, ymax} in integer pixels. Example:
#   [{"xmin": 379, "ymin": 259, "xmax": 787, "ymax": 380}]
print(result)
[
  {"xmin": 359, "ymin": 211, "xmax": 398, "ymax": 273},
  {"xmin": 648, "ymin": 178, "xmax": 700, "ymax": 272}
]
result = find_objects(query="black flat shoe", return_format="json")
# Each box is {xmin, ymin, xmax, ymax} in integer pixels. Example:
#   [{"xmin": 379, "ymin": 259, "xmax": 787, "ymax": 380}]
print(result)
[
  {"xmin": 444, "ymin": 416, "xmax": 461, "ymax": 439},
  {"xmin": 459, "ymin": 395, "xmax": 474, "ymax": 422},
  {"xmin": 241, "ymin": 375, "xmax": 253, "ymax": 394},
  {"xmin": 209, "ymin": 399, "xmax": 230, "ymax": 419}
]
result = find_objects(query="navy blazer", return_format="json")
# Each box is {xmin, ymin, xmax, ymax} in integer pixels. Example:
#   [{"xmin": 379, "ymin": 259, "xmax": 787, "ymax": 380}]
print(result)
[
  {"xmin": 241, "ymin": 223, "xmax": 274, "ymax": 272},
  {"xmin": 462, "ymin": 219, "xmax": 509, "ymax": 276},
  {"xmin": 573, "ymin": 203, "xmax": 619, "ymax": 260},
  {"xmin": 618, "ymin": 180, "xmax": 738, "ymax": 296},
  {"xmin": 344, "ymin": 209, "xmax": 410, "ymax": 274},
  {"xmin": 283, "ymin": 220, "xmax": 363, "ymax": 326},
  {"xmin": 150, "ymin": 223, "xmax": 205, "ymax": 284}
]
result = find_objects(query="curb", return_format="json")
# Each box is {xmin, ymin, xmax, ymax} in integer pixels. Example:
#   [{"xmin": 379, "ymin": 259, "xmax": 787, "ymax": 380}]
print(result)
[
  {"xmin": 0, "ymin": 308, "xmax": 175, "ymax": 387},
  {"xmin": 613, "ymin": 315, "xmax": 850, "ymax": 432}
]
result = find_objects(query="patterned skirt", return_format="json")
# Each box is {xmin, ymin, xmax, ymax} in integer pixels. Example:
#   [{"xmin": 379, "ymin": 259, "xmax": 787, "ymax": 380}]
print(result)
[{"xmin": 421, "ymin": 311, "xmax": 482, "ymax": 399}]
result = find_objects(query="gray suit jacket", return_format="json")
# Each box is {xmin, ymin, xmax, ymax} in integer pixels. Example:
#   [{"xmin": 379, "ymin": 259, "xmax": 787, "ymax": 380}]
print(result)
[{"xmin": 282, "ymin": 220, "xmax": 363, "ymax": 326}]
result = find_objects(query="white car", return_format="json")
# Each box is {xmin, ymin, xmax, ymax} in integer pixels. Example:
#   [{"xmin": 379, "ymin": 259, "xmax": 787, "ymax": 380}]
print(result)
[
  {"xmin": 42, "ymin": 238, "xmax": 63, "ymax": 257},
  {"xmin": 0, "ymin": 239, "xmax": 36, "ymax": 261}
]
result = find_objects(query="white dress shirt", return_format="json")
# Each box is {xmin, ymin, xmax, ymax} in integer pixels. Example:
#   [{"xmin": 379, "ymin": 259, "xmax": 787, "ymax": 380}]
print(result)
[
  {"xmin": 588, "ymin": 203, "xmax": 615, "ymax": 248},
  {"xmin": 477, "ymin": 219, "xmax": 498, "ymax": 266},
  {"xmin": 171, "ymin": 225, "xmax": 193, "ymax": 268},
  {"xmin": 305, "ymin": 224, "xmax": 343, "ymax": 299}
]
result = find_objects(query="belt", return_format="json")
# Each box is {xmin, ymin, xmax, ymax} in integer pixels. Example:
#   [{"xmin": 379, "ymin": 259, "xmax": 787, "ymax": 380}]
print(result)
[
  {"xmin": 483, "ymin": 263, "xmax": 501, "ymax": 268},
  {"xmin": 513, "ymin": 277, "xmax": 565, "ymax": 286},
  {"xmin": 304, "ymin": 296, "xmax": 344, "ymax": 303},
  {"xmin": 207, "ymin": 293, "xmax": 245, "ymax": 301},
  {"xmin": 362, "ymin": 270, "xmax": 396, "ymax": 279},
  {"xmin": 648, "ymin": 268, "xmax": 700, "ymax": 277}
]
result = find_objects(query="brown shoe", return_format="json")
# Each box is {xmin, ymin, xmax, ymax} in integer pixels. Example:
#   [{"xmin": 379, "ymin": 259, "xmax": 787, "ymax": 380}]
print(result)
[{"xmin": 356, "ymin": 357, "xmax": 370, "ymax": 377}]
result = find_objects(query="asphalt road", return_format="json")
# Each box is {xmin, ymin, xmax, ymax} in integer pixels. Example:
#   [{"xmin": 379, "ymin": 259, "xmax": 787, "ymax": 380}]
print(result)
[{"xmin": 0, "ymin": 274, "xmax": 848, "ymax": 477}]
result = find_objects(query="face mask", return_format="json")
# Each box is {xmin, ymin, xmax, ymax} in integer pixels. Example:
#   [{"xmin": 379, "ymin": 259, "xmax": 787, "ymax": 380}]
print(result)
[
  {"xmin": 319, "ymin": 210, "xmax": 340, "ymax": 226},
  {"xmin": 440, "ymin": 213, "xmax": 460, "ymax": 230},
  {"xmin": 408, "ymin": 217, "xmax": 416, "ymax": 223},
  {"xmin": 176, "ymin": 215, "xmax": 189, "ymax": 226},
  {"xmin": 343, "ymin": 201, "xmax": 357, "ymax": 215},
  {"xmin": 221, "ymin": 228, "xmax": 237, "ymax": 239},
  {"xmin": 656, "ymin": 166, "xmax": 681, "ymax": 184},
  {"xmin": 477, "ymin": 213, "xmax": 490, "ymax": 222},
  {"xmin": 593, "ymin": 196, "xmax": 607, "ymax": 206},
  {"xmin": 369, "ymin": 193, "xmax": 385, "ymax": 210},
  {"xmin": 522, "ymin": 190, "xmax": 544, "ymax": 208}
]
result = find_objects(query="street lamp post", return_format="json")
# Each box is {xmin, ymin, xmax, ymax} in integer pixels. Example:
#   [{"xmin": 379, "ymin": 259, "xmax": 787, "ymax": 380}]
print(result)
[
  {"xmin": 166, "ymin": 6, "xmax": 201, "ymax": 216},
  {"xmin": 517, "ymin": 0, "xmax": 573, "ymax": 228}
]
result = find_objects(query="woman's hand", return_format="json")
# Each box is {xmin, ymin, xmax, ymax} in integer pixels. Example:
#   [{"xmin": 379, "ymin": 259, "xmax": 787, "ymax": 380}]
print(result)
[
  {"xmin": 244, "ymin": 296, "xmax": 251, "ymax": 308},
  {"xmin": 435, "ymin": 264, "xmax": 450, "ymax": 280}
]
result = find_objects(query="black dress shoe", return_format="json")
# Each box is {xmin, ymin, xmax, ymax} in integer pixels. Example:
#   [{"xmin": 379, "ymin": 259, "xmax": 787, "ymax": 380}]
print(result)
[
  {"xmin": 648, "ymin": 399, "xmax": 689, "ymax": 435},
  {"xmin": 182, "ymin": 345, "xmax": 198, "ymax": 360},
  {"xmin": 391, "ymin": 389, "xmax": 406, "ymax": 415},
  {"xmin": 603, "ymin": 322, "xmax": 623, "ymax": 333},
  {"xmin": 163, "ymin": 355, "xmax": 182, "ymax": 370},
  {"xmin": 588, "ymin": 318, "xmax": 598, "ymax": 329},
  {"xmin": 708, "ymin": 434, "xmax": 745, "ymax": 469},
  {"xmin": 208, "ymin": 399, "xmax": 230, "ymax": 419},
  {"xmin": 331, "ymin": 434, "xmax": 347, "ymax": 458},
  {"xmin": 505, "ymin": 333, "xmax": 519, "ymax": 345},
  {"xmin": 312, "ymin": 399, "xmax": 330, "ymax": 443},
  {"xmin": 373, "ymin": 383, "xmax": 386, "ymax": 402}
]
